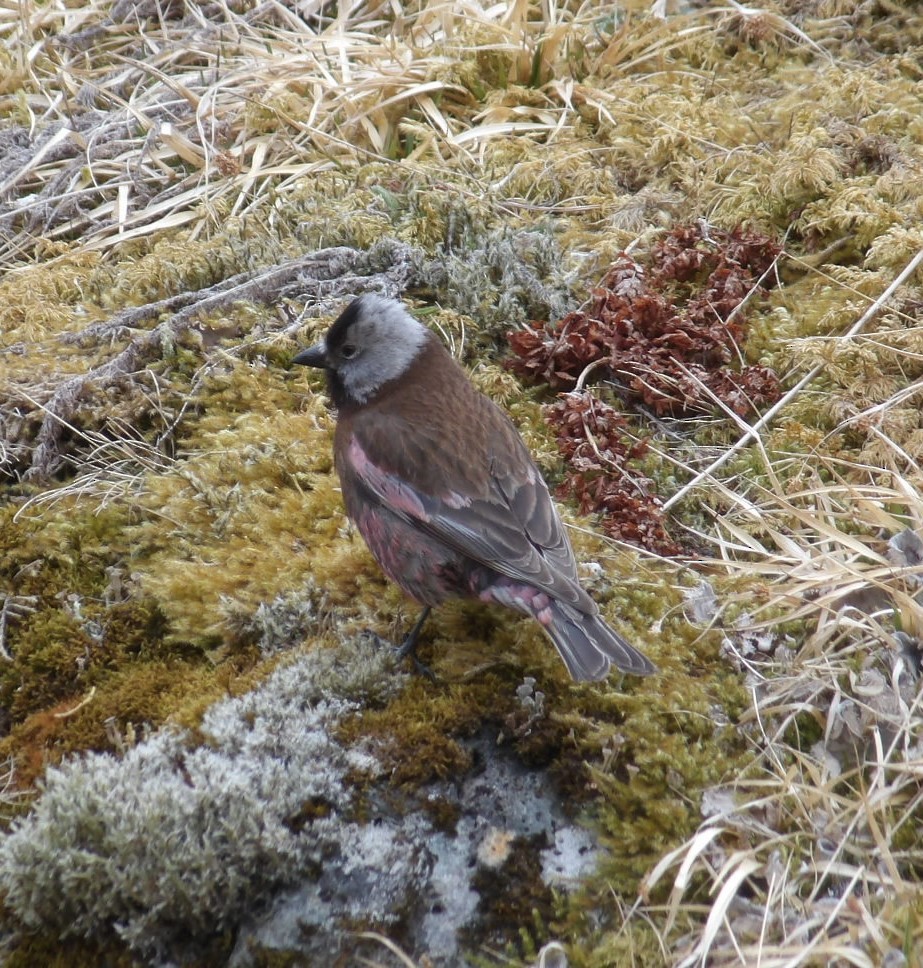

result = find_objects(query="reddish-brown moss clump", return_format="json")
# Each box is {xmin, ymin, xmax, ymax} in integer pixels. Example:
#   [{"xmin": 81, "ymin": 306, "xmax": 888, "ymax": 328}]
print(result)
[
  {"xmin": 545, "ymin": 392, "xmax": 680, "ymax": 556},
  {"xmin": 506, "ymin": 223, "xmax": 784, "ymax": 554},
  {"xmin": 507, "ymin": 223, "xmax": 782, "ymax": 416}
]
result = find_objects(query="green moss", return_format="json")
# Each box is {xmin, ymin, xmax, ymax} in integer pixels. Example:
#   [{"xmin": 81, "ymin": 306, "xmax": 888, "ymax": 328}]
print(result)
[
  {"xmin": 0, "ymin": 494, "xmax": 280, "ymax": 784},
  {"xmin": 0, "ymin": 249, "xmax": 104, "ymax": 345},
  {"xmin": 0, "ymin": 504, "xmax": 158, "ymax": 737},
  {"xmin": 568, "ymin": 909, "xmax": 691, "ymax": 968},
  {"xmin": 244, "ymin": 948, "xmax": 311, "ymax": 968},
  {"xmin": 420, "ymin": 793, "xmax": 462, "ymax": 834},
  {"xmin": 0, "ymin": 503, "xmax": 123, "ymax": 599},
  {"xmin": 128, "ymin": 398, "xmax": 351, "ymax": 644},
  {"xmin": 341, "ymin": 679, "xmax": 490, "ymax": 787},
  {"xmin": 0, "ymin": 611, "xmax": 95, "ymax": 721},
  {"xmin": 886, "ymin": 892, "xmax": 923, "ymax": 964},
  {"xmin": 0, "ymin": 658, "xmax": 220, "ymax": 787},
  {"xmin": 463, "ymin": 834, "xmax": 556, "ymax": 959}
]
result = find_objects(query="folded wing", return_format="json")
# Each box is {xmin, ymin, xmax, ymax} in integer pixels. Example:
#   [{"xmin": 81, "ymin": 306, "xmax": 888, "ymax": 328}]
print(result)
[{"xmin": 345, "ymin": 419, "xmax": 595, "ymax": 613}]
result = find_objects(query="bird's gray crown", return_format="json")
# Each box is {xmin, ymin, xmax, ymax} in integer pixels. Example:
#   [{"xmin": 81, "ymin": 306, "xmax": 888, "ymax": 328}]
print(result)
[{"xmin": 324, "ymin": 294, "xmax": 429, "ymax": 404}]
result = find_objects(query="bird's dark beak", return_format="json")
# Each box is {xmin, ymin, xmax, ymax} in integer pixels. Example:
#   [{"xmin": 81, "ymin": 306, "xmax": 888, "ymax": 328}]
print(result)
[{"xmin": 292, "ymin": 341, "xmax": 327, "ymax": 368}]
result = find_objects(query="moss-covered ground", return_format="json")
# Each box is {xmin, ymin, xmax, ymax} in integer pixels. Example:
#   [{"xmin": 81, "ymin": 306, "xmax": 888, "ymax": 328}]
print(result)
[{"xmin": 1, "ymin": 1, "xmax": 922, "ymax": 965}]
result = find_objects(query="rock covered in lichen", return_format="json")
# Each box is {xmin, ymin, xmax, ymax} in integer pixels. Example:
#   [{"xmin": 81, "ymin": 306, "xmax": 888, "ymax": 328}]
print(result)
[{"xmin": 0, "ymin": 637, "xmax": 403, "ymax": 960}]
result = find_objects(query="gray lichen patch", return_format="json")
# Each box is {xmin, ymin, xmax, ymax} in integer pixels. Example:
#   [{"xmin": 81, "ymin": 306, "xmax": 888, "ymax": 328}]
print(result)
[
  {"xmin": 231, "ymin": 732, "xmax": 603, "ymax": 967},
  {"xmin": 0, "ymin": 638, "xmax": 622, "ymax": 967},
  {"xmin": 0, "ymin": 636, "xmax": 403, "ymax": 961}
]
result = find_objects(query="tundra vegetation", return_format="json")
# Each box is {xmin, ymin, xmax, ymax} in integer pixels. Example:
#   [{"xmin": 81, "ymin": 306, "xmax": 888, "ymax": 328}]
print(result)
[{"xmin": 0, "ymin": 1, "xmax": 922, "ymax": 965}]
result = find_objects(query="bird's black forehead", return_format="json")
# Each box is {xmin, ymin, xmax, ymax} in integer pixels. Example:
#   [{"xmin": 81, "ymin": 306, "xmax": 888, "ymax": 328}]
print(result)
[{"xmin": 326, "ymin": 297, "xmax": 363, "ymax": 351}]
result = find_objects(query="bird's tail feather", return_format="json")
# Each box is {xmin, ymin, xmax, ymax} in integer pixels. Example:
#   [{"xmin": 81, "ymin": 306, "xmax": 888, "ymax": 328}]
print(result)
[{"xmin": 545, "ymin": 602, "xmax": 656, "ymax": 681}]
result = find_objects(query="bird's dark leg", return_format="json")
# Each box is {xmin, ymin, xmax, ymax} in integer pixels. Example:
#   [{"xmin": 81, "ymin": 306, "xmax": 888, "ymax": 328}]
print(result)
[{"xmin": 394, "ymin": 606, "xmax": 434, "ymax": 679}]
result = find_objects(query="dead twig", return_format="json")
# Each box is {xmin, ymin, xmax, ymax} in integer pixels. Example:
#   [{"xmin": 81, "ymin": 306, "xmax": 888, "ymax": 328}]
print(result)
[{"xmin": 24, "ymin": 240, "xmax": 428, "ymax": 480}]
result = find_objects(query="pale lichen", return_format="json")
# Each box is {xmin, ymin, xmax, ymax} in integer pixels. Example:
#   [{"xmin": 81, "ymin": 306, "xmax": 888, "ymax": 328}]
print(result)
[{"xmin": 0, "ymin": 637, "xmax": 402, "ymax": 961}]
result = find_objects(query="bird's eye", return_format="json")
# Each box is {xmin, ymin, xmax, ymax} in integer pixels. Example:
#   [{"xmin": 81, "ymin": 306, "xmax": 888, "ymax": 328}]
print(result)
[{"xmin": 340, "ymin": 343, "xmax": 358, "ymax": 359}]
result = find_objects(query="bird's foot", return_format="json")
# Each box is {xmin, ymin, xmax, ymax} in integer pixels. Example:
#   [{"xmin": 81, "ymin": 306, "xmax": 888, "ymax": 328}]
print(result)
[
  {"xmin": 393, "ymin": 606, "xmax": 436, "ymax": 681},
  {"xmin": 394, "ymin": 645, "xmax": 436, "ymax": 682},
  {"xmin": 362, "ymin": 605, "xmax": 436, "ymax": 681}
]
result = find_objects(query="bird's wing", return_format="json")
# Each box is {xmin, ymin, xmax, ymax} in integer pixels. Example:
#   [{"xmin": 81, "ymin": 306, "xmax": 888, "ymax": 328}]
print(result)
[{"xmin": 346, "ymin": 409, "xmax": 594, "ymax": 611}]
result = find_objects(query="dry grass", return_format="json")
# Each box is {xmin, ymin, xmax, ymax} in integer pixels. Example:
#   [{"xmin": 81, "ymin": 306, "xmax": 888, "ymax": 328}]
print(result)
[
  {"xmin": 1, "ymin": 0, "xmax": 922, "ymax": 965},
  {"xmin": 0, "ymin": 0, "xmax": 619, "ymax": 262},
  {"xmin": 0, "ymin": 0, "xmax": 830, "ymax": 264},
  {"xmin": 627, "ymin": 267, "xmax": 923, "ymax": 962},
  {"xmin": 635, "ymin": 458, "xmax": 923, "ymax": 965},
  {"xmin": 628, "ymin": 291, "xmax": 923, "ymax": 962}
]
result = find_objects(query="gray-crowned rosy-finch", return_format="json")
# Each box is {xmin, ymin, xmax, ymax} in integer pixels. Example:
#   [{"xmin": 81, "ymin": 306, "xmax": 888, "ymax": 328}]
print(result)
[{"xmin": 293, "ymin": 294, "xmax": 656, "ymax": 681}]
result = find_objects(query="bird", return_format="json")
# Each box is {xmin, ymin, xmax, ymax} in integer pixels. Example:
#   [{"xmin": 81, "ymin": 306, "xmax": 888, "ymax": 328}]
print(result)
[{"xmin": 292, "ymin": 294, "xmax": 656, "ymax": 682}]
